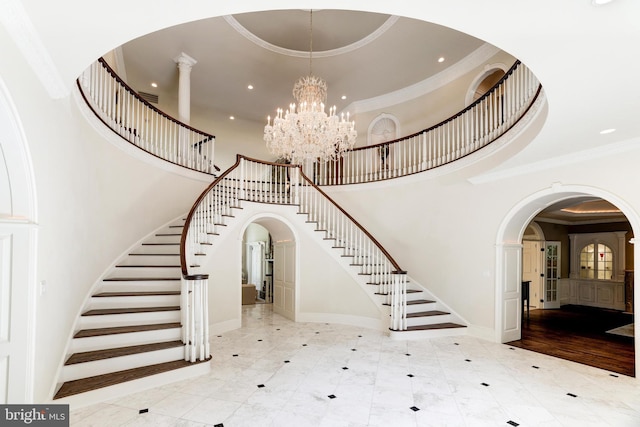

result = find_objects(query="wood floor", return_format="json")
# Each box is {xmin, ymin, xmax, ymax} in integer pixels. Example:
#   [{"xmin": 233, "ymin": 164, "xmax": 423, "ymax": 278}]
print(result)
[{"xmin": 506, "ymin": 304, "xmax": 635, "ymax": 377}]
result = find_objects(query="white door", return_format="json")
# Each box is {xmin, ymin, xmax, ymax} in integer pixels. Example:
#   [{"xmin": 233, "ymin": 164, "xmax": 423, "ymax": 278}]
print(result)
[
  {"xmin": 543, "ymin": 241, "xmax": 561, "ymax": 309},
  {"xmin": 0, "ymin": 226, "xmax": 34, "ymax": 403},
  {"xmin": 499, "ymin": 243, "xmax": 522, "ymax": 343},
  {"xmin": 522, "ymin": 241, "xmax": 544, "ymax": 308},
  {"xmin": 273, "ymin": 242, "xmax": 295, "ymax": 320}
]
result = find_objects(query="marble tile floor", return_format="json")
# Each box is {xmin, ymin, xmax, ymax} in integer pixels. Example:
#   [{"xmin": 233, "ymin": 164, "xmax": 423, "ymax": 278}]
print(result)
[{"xmin": 71, "ymin": 304, "xmax": 640, "ymax": 426}]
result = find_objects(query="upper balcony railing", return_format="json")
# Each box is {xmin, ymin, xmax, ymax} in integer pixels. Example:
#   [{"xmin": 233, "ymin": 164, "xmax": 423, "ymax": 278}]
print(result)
[
  {"xmin": 312, "ymin": 61, "xmax": 543, "ymax": 185},
  {"xmin": 77, "ymin": 58, "xmax": 218, "ymax": 175}
]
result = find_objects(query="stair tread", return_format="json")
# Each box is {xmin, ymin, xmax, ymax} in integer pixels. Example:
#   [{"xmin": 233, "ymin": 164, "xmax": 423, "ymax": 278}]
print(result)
[
  {"xmin": 401, "ymin": 322, "xmax": 466, "ymax": 331},
  {"xmin": 375, "ymin": 289, "xmax": 421, "ymax": 296},
  {"xmin": 115, "ymin": 265, "xmax": 180, "ymax": 268},
  {"xmin": 129, "ymin": 253, "xmax": 180, "ymax": 256},
  {"xmin": 103, "ymin": 277, "xmax": 180, "ymax": 282},
  {"xmin": 93, "ymin": 291, "xmax": 180, "ymax": 297},
  {"xmin": 406, "ymin": 310, "xmax": 450, "ymax": 318},
  {"xmin": 65, "ymin": 340, "xmax": 184, "ymax": 365},
  {"xmin": 383, "ymin": 299, "xmax": 435, "ymax": 307},
  {"xmin": 54, "ymin": 357, "xmax": 210, "ymax": 399},
  {"xmin": 82, "ymin": 306, "xmax": 180, "ymax": 316},
  {"xmin": 407, "ymin": 299, "xmax": 435, "ymax": 305},
  {"xmin": 74, "ymin": 322, "xmax": 181, "ymax": 338}
]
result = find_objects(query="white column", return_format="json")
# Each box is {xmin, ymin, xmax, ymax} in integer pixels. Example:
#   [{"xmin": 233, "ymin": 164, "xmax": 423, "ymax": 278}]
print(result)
[
  {"xmin": 173, "ymin": 52, "xmax": 197, "ymax": 125},
  {"xmin": 173, "ymin": 52, "xmax": 197, "ymax": 163}
]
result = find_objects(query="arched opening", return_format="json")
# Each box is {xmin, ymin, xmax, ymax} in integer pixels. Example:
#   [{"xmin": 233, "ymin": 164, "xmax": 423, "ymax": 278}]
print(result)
[
  {"xmin": 240, "ymin": 214, "xmax": 297, "ymax": 321},
  {"xmin": 465, "ymin": 64, "xmax": 509, "ymax": 106},
  {"xmin": 497, "ymin": 185, "xmax": 639, "ymax": 377},
  {"xmin": 0, "ymin": 78, "xmax": 38, "ymax": 403}
]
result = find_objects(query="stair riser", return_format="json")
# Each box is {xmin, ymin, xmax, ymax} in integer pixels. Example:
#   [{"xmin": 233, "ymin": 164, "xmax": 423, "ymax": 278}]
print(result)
[
  {"xmin": 61, "ymin": 346, "xmax": 184, "ymax": 382},
  {"xmin": 134, "ymin": 245, "xmax": 181, "ymax": 255},
  {"xmin": 406, "ymin": 313, "xmax": 452, "ymax": 327},
  {"xmin": 71, "ymin": 328, "xmax": 182, "ymax": 353},
  {"xmin": 80, "ymin": 311, "xmax": 181, "ymax": 329},
  {"xmin": 107, "ymin": 266, "xmax": 182, "ymax": 279},
  {"xmin": 98, "ymin": 280, "xmax": 181, "ymax": 293},
  {"xmin": 144, "ymin": 235, "xmax": 182, "ymax": 244},
  {"xmin": 88, "ymin": 295, "xmax": 180, "ymax": 310},
  {"xmin": 117, "ymin": 255, "xmax": 181, "ymax": 266},
  {"xmin": 406, "ymin": 302, "xmax": 438, "ymax": 314}
]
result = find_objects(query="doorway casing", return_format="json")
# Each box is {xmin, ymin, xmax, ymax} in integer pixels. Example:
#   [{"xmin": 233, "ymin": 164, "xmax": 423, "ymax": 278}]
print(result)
[
  {"xmin": 239, "ymin": 213, "xmax": 299, "ymax": 321},
  {"xmin": 495, "ymin": 184, "xmax": 640, "ymax": 376}
]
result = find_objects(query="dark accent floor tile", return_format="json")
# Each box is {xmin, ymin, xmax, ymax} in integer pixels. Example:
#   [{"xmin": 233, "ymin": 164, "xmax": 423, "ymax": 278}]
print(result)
[
  {"xmin": 410, "ymin": 406, "xmax": 420, "ymax": 412},
  {"xmin": 139, "ymin": 409, "xmax": 148, "ymax": 414},
  {"xmin": 328, "ymin": 394, "xmax": 336, "ymax": 399}
]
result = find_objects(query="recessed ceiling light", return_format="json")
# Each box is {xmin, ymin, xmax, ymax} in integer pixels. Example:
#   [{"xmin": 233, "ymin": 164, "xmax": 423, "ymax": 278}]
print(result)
[
  {"xmin": 229, "ymin": 116, "xmax": 235, "ymax": 120},
  {"xmin": 247, "ymin": 84, "xmax": 254, "ymax": 90},
  {"xmin": 341, "ymin": 95, "xmax": 347, "ymax": 100},
  {"xmin": 151, "ymin": 82, "xmax": 158, "ymax": 88},
  {"xmin": 592, "ymin": 0, "xmax": 613, "ymax": 5},
  {"xmin": 600, "ymin": 128, "xmax": 616, "ymax": 134},
  {"xmin": 438, "ymin": 57, "xmax": 445, "ymax": 63}
]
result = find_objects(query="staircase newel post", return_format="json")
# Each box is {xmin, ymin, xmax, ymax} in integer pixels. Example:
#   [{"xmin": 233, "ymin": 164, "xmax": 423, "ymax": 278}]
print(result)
[
  {"xmin": 203, "ymin": 276, "xmax": 210, "ymax": 357},
  {"xmin": 390, "ymin": 271, "xmax": 407, "ymax": 331},
  {"xmin": 180, "ymin": 276, "xmax": 189, "ymax": 361}
]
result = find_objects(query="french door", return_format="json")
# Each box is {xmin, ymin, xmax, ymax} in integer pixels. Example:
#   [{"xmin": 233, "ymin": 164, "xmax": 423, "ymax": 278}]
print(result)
[{"xmin": 543, "ymin": 241, "xmax": 561, "ymax": 309}]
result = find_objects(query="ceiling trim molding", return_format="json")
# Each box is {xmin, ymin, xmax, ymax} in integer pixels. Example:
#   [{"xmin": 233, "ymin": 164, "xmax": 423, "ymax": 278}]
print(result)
[
  {"xmin": 223, "ymin": 14, "xmax": 399, "ymax": 58},
  {"xmin": 0, "ymin": 0, "xmax": 68, "ymax": 99},
  {"xmin": 347, "ymin": 43, "xmax": 501, "ymax": 114}
]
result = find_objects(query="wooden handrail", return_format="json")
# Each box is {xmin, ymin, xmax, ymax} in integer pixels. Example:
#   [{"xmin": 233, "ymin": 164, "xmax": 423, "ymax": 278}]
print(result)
[
  {"xmin": 239, "ymin": 155, "xmax": 404, "ymax": 271},
  {"xmin": 78, "ymin": 58, "xmax": 220, "ymax": 175},
  {"xmin": 180, "ymin": 155, "xmax": 243, "ymax": 277},
  {"xmin": 351, "ymin": 60, "xmax": 524, "ymax": 153},
  {"xmin": 180, "ymin": 154, "xmax": 404, "ymax": 277},
  {"xmin": 97, "ymin": 58, "xmax": 216, "ymax": 138},
  {"xmin": 312, "ymin": 60, "xmax": 543, "ymax": 185}
]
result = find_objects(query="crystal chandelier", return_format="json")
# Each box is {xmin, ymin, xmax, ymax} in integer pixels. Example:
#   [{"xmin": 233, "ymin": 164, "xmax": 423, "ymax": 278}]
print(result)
[{"xmin": 264, "ymin": 10, "xmax": 357, "ymax": 164}]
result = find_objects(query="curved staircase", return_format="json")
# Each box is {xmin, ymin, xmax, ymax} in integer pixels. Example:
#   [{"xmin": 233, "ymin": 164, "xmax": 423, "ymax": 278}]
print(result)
[{"xmin": 53, "ymin": 218, "xmax": 210, "ymax": 403}]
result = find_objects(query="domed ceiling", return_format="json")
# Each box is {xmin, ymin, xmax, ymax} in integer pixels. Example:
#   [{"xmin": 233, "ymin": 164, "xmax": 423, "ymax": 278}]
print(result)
[{"xmin": 120, "ymin": 9, "xmax": 487, "ymax": 123}]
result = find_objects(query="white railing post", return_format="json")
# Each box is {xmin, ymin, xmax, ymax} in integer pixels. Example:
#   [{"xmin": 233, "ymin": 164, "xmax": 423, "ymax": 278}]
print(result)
[
  {"xmin": 78, "ymin": 58, "xmax": 216, "ymax": 175},
  {"xmin": 182, "ymin": 274, "xmax": 210, "ymax": 363},
  {"xmin": 390, "ymin": 271, "xmax": 407, "ymax": 331}
]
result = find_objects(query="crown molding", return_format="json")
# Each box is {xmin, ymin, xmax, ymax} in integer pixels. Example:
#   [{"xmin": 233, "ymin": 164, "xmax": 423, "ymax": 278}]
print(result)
[
  {"xmin": 348, "ymin": 43, "xmax": 500, "ymax": 114},
  {"xmin": 0, "ymin": 0, "xmax": 68, "ymax": 99},
  {"xmin": 223, "ymin": 14, "xmax": 399, "ymax": 58}
]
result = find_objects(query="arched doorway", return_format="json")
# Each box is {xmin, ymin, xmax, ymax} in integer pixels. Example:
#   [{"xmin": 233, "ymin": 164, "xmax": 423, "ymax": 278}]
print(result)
[
  {"xmin": 0, "ymin": 78, "xmax": 38, "ymax": 403},
  {"xmin": 240, "ymin": 214, "xmax": 297, "ymax": 321},
  {"xmin": 496, "ymin": 185, "xmax": 640, "ymax": 376}
]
